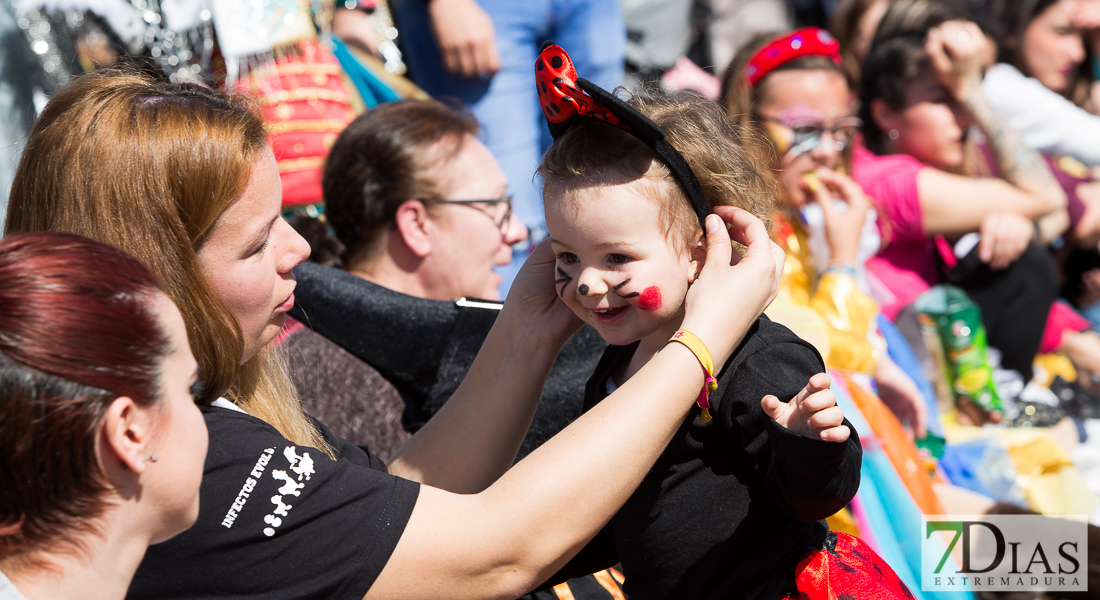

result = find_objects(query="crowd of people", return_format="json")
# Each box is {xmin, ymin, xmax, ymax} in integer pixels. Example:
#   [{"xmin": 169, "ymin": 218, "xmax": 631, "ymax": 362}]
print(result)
[{"xmin": 4, "ymin": 0, "xmax": 1100, "ymax": 599}]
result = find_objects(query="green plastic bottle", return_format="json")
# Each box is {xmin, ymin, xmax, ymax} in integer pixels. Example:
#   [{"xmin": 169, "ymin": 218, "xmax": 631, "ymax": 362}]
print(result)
[{"xmin": 914, "ymin": 285, "xmax": 1002, "ymax": 414}]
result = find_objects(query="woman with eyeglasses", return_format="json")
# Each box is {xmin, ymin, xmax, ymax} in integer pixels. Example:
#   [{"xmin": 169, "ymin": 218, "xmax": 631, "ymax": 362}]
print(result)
[
  {"xmin": 722, "ymin": 27, "xmax": 931, "ymax": 436},
  {"xmin": 279, "ymin": 99, "xmax": 541, "ymax": 459},
  {"xmin": 325, "ymin": 100, "xmax": 527, "ymax": 303}
]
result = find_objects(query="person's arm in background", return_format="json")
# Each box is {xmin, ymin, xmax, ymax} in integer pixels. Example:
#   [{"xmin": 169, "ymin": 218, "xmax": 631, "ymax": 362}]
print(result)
[
  {"xmin": 919, "ymin": 21, "xmax": 1066, "ymax": 238},
  {"xmin": 915, "ymin": 22, "xmax": 1067, "ymax": 268},
  {"xmin": 982, "ymin": 63, "xmax": 1100, "ymax": 168},
  {"xmin": 425, "ymin": 0, "xmax": 500, "ymax": 77},
  {"xmin": 332, "ymin": 6, "xmax": 382, "ymax": 58},
  {"xmin": 801, "ymin": 169, "xmax": 927, "ymax": 437}
]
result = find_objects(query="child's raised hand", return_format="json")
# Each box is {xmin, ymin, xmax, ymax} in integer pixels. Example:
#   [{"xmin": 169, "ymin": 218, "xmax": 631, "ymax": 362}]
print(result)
[{"xmin": 761, "ymin": 373, "xmax": 850, "ymax": 443}]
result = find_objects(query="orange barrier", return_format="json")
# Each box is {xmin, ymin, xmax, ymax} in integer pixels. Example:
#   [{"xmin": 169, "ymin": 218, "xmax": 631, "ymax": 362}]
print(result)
[{"xmin": 843, "ymin": 374, "xmax": 944, "ymax": 515}]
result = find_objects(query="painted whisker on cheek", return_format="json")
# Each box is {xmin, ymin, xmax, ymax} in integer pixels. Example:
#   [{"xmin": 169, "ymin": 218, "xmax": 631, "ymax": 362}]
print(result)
[
  {"xmin": 638, "ymin": 286, "xmax": 662, "ymax": 311},
  {"xmin": 555, "ymin": 266, "xmax": 573, "ymax": 300},
  {"xmin": 613, "ymin": 278, "xmax": 640, "ymax": 298}
]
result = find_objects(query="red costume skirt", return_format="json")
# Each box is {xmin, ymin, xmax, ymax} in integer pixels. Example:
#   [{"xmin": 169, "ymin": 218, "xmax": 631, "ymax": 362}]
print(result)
[{"xmin": 784, "ymin": 532, "xmax": 914, "ymax": 600}]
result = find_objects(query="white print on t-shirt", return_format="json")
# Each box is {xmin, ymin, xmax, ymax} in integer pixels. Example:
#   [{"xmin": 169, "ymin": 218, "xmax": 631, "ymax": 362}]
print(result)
[
  {"xmin": 264, "ymin": 496, "xmax": 292, "ymax": 527},
  {"xmin": 262, "ymin": 446, "xmax": 314, "ymax": 537},
  {"xmin": 284, "ymin": 446, "xmax": 315, "ymax": 481},
  {"xmin": 271, "ymin": 495, "xmax": 293, "ymax": 515},
  {"xmin": 271, "ymin": 470, "xmax": 304, "ymax": 496},
  {"xmin": 221, "ymin": 447, "xmax": 275, "ymax": 528}
]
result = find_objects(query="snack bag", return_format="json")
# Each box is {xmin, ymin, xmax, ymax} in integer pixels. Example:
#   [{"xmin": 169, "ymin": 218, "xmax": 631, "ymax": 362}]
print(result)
[{"xmin": 914, "ymin": 285, "xmax": 1002, "ymax": 414}]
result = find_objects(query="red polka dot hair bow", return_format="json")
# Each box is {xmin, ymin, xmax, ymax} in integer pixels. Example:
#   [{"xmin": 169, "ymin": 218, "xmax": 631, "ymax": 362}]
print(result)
[{"xmin": 535, "ymin": 42, "xmax": 712, "ymax": 229}]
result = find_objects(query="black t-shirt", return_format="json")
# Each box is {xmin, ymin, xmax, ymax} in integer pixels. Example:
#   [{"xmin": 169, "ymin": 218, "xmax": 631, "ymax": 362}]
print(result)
[
  {"xmin": 128, "ymin": 404, "xmax": 420, "ymax": 600},
  {"xmin": 548, "ymin": 316, "xmax": 863, "ymax": 599}
]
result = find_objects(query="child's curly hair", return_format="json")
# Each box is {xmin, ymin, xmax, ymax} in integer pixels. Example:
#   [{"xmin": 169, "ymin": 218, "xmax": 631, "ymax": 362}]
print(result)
[{"xmin": 538, "ymin": 85, "xmax": 775, "ymax": 254}]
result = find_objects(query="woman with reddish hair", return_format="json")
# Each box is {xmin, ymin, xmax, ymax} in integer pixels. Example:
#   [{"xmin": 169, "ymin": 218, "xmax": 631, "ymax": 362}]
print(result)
[{"xmin": 0, "ymin": 232, "xmax": 208, "ymax": 600}]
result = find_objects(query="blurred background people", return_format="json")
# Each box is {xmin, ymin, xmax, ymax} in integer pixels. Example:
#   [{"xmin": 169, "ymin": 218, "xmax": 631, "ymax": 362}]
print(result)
[
  {"xmin": 722, "ymin": 27, "xmax": 930, "ymax": 436},
  {"xmin": 982, "ymin": 0, "xmax": 1100, "ymax": 167},
  {"xmin": 857, "ymin": 19, "xmax": 1083, "ymax": 387}
]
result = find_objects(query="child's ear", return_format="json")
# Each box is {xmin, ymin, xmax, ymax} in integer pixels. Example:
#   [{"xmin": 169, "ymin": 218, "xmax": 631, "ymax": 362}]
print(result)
[{"xmin": 688, "ymin": 233, "xmax": 706, "ymax": 281}]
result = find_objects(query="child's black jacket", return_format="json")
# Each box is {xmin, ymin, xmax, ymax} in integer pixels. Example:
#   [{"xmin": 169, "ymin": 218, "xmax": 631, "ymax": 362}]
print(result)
[{"xmin": 546, "ymin": 315, "xmax": 862, "ymax": 599}]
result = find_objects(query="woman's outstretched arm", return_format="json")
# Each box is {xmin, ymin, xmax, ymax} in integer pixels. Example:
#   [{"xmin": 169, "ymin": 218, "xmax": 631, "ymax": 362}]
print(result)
[
  {"xmin": 369, "ymin": 209, "xmax": 791, "ymax": 600},
  {"xmin": 918, "ymin": 21, "xmax": 1066, "ymax": 237},
  {"xmin": 384, "ymin": 240, "xmax": 584, "ymax": 493}
]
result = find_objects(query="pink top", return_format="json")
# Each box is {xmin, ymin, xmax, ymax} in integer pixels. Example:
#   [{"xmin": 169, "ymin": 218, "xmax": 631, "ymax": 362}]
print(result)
[
  {"xmin": 852, "ymin": 145, "xmax": 934, "ymax": 319},
  {"xmin": 852, "ymin": 144, "xmax": 1089, "ymax": 349}
]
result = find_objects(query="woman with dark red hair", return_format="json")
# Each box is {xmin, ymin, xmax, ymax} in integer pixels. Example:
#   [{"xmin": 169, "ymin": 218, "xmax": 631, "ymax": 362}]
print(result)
[{"xmin": 0, "ymin": 232, "xmax": 208, "ymax": 600}]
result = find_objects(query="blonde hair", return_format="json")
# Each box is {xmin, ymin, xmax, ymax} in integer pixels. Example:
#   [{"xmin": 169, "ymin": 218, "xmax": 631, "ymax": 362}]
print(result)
[
  {"xmin": 539, "ymin": 86, "xmax": 774, "ymax": 254},
  {"xmin": 6, "ymin": 71, "xmax": 333, "ymax": 457}
]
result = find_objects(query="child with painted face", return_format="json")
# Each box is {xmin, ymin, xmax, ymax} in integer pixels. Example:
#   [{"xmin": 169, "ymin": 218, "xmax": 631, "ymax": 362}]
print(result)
[{"xmin": 535, "ymin": 44, "xmax": 911, "ymax": 600}]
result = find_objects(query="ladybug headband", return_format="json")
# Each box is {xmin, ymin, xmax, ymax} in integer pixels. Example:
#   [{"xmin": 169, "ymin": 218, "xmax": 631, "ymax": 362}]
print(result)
[
  {"xmin": 745, "ymin": 27, "xmax": 842, "ymax": 86},
  {"xmin": 535, "ymin": 42, "xmax": 711, "ymax": 229}
]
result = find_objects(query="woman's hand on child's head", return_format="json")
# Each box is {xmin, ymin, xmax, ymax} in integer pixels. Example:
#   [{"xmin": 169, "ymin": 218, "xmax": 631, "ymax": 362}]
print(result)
[
  {"xmin": 762, "ymin": 373, "xmax": 851, "ymax": 443},
  {"xmin": 680, "ymin": 208, "xmax": 784, "ymax": 367},
  {"xmin": 806, "ymin": 168, "xmax": 873, "ymax": 266},
  {"xmin": 500, "ymin": 240, "xmax": 584, "ymax": 348}
]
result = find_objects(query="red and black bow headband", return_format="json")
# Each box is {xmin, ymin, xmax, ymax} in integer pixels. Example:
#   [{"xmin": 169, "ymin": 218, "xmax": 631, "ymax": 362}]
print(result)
[
  {"xmin": 745, "ymin": 27, "xmax": 841, "ymax": 86},
  {"xmin": 535, "ymin": 42, "xmax": 712, "ymax": 229}
]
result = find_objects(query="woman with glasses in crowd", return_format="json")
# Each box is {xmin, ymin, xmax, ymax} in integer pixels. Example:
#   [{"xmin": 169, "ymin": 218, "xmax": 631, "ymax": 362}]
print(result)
[
  {"xmin": 282, "ymin": 100, "xmax": 533, "ymax": 461},
  {"xmin": 723, "ymin": 26, "xmax": 930, "ymax": 435}
]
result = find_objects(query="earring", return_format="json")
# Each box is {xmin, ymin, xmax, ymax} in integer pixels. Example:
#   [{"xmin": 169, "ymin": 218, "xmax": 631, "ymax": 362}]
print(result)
[
  {"xmin": 693, "ymin": 272, "xmax": 700, "ymax": 282},
  {"xmin": 888, "ymin": 129, "xmax": 900, "ymax": 141},
  {"xmin": 149, "ymin": 454, "xmax": 158, "ymax": 463}
]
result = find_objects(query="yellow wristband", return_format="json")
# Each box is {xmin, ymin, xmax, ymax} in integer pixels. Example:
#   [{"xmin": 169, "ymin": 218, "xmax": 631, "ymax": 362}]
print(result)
[
  {"xmin": 669, "ymin": 330, "xmax": 719, "ymax": 423},
  {"xmin": 670, "ymin": 330, "xmax": 715, "ymax": 375}
]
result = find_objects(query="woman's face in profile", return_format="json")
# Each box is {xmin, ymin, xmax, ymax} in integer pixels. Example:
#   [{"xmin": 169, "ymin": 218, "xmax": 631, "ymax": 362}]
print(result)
[
  {"xmin": 424, "ymin": 134, "xmax": 528, "ymax": 300},
  {"xmin": 1022, "ymin": 0, "xmax": 1085, "ymax": 94},
  {"xmin": 889, "ymin": 67, "xmax": 971, "ymax": 170},
  {"xmin": 144, "ymin": 293, "xmax": 208, "ymax": 544},
  {"xmin": 197, "ymin": 148, "xmax": 311, "ymax": 362}
]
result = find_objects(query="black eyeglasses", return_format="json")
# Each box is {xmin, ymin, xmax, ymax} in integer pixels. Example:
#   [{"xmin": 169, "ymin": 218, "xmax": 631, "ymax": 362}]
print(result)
[
  {"xmin": 428, "ymin": 195, "xmax": 513, "ymax": 235},
  {"xmin": 760, "ymin": 116, "xmax": 863, "ymax": 156}
]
